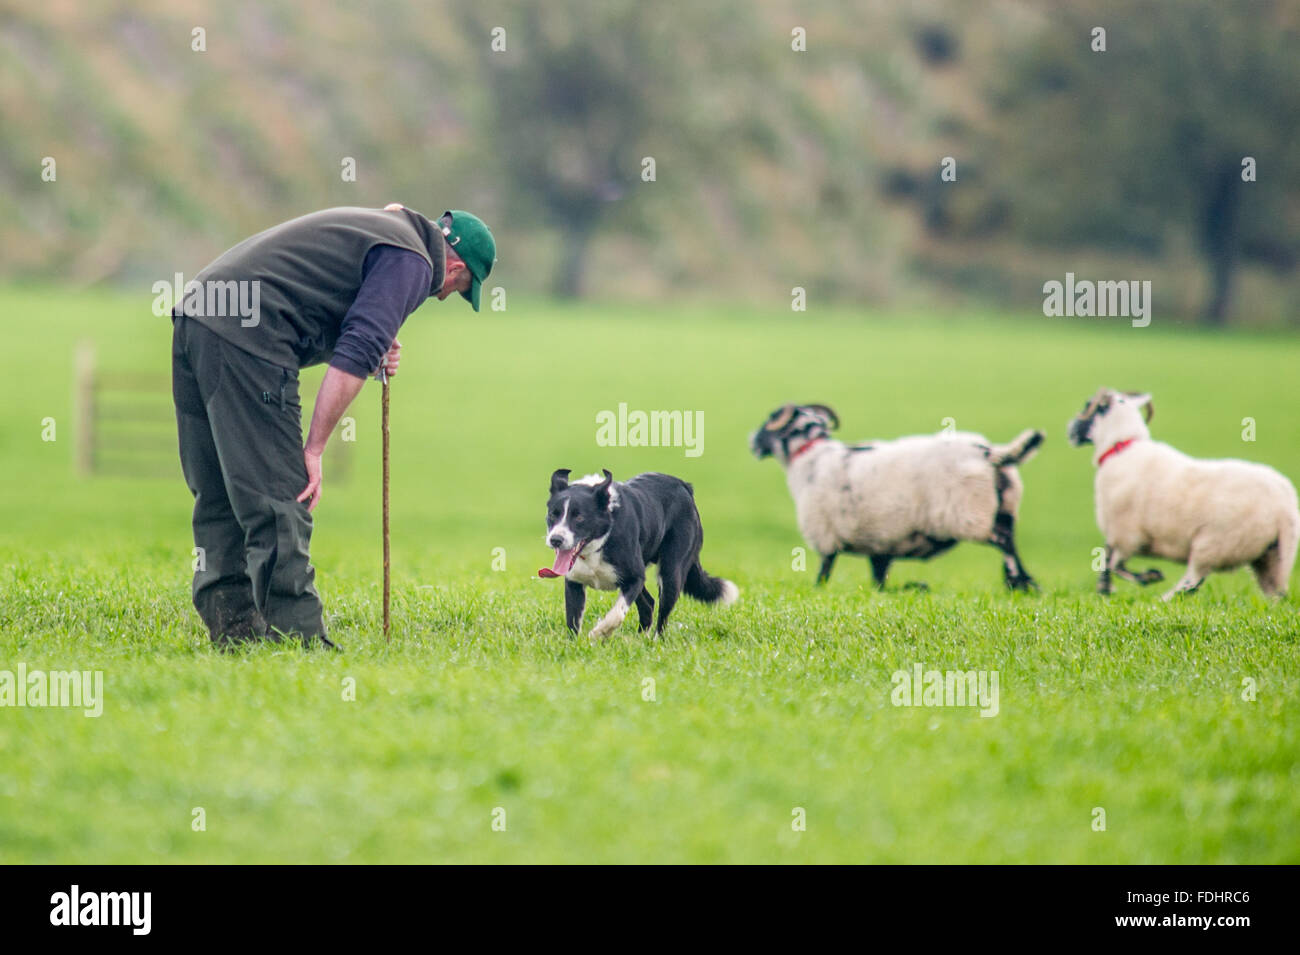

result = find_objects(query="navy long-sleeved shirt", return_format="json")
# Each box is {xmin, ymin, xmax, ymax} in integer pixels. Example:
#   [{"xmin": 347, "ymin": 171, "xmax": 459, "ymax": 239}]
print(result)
[{"xmin": 329, "ymin": 245, "xmax": 433, "ymax": 379}]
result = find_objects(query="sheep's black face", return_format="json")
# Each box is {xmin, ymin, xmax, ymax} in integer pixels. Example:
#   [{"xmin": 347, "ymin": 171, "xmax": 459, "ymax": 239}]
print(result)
[
  {"xmin": 750, "ymin": 404, "xmax": 840, "ymax": 460},
  {"xmin": 1069, "ymin": 389, "xmax": 1154, "ymax": 447},
  {"xmin": 750, "ymin": 427, "xmax": 778, "ymax": 459},
  {"xmin": 1068, "ymin": 392, "xmax": 1111, "ymax": 447}
]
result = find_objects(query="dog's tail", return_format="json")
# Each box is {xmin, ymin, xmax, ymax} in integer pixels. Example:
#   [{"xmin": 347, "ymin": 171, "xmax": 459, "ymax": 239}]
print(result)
[
  {"xmin": 987, "ymin": 429, "xmax": 1045, "ymax": 467},
  {"xmin": 684, "ymin": 562, "xmax": 740, "ymax": 605}
]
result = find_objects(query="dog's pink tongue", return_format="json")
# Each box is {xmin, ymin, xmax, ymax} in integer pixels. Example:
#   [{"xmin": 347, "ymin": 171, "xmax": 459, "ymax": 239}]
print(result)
[{"xmin": 538, "ymin": 547, "xmax": 580, "ymax": 579}]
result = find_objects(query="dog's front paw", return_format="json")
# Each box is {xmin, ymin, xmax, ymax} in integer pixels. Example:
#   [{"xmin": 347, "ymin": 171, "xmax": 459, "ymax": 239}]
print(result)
[{"xmin": 1138, "ymin": 568, "xmax": 1164, "ymax": 585}]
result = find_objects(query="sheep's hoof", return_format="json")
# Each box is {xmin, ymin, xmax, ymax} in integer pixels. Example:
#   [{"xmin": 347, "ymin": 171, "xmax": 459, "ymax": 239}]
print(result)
[{"xmin": 1137, "ymin": 569, "xmax": 1164, "ymax": 585}]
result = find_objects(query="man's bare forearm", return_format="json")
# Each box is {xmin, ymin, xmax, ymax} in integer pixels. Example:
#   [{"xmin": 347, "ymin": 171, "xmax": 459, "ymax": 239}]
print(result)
[{"xmin": 304, "ymin": 366, "xmax": 367, "ymax": 455}]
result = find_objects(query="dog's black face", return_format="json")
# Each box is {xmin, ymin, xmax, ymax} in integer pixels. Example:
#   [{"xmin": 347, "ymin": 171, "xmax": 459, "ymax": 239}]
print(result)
[
  {"xmin": 540, "ymin": 469, "xmax": 615, "ymax": 577},
  {"xmin": 749, "ymin": 403, "xmax": 840, "ymax": 460}
]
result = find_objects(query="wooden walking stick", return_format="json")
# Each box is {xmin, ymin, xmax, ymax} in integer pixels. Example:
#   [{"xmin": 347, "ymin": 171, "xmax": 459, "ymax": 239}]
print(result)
[{"xmin": 381, "ymin": 367, "xmax": 391, "ymax": 640}]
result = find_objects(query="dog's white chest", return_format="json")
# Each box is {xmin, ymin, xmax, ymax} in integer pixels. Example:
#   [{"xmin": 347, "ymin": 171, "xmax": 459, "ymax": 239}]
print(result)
[{"xmin": 566, "ymin": 543, "xmax": 619, "ymax": 591}]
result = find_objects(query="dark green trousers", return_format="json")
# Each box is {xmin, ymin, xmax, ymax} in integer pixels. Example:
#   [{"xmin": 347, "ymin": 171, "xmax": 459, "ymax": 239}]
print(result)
[{"xmin": 171, "ymin": 315, "xmax": 328, "ymax": 645}]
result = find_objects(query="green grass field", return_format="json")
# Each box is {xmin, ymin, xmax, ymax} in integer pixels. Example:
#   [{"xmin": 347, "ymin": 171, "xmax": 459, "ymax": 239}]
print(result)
[{"xmin": 1, "ymin": 286, "xmax": 1297, "ymax": 863}]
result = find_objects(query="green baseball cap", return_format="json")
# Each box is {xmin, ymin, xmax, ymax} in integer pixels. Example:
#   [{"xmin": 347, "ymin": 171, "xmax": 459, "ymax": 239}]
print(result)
[{"xmin": 440, "ymin": 210, "xmax": 496, "ymax": 311}]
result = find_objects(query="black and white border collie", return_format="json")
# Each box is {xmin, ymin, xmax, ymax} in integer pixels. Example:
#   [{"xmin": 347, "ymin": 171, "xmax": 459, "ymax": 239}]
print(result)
[{"xmin": 539, "ymin": 469, "xmax": 739, "ymax": 639}]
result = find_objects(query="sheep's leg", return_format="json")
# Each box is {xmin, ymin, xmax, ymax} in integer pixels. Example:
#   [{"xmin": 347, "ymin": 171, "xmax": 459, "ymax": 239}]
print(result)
[
  {"xmin": 1097, "ymin": 549, "xmax": 1114, "ymax": 595},
  {"xmin": 1161, "ymin": 566, "xmax": 1206, "ymax": 601},
  {"xmin": 816, "ymin": 552, "xmax": 838, "ymax": 585},
  {"xmin": 869, "ymin": 554, "xmax": 891, "ymax": 589},
  {"xmin": 989, "ymin": 512, "xmax": 1037, "ymax": 592},
  {"xmin": 1251, "ymin": 534, "xmax": 1296, "ymax": 599},
  {"xmin": 1250, "ymin": 546, "xmax": 1279, "ymax": 597},
  {"xmin": 1108, "ymin": 546, "xmax": 1163, "ymax": 587},
  {"xmin": 1113, "ymin": 563, "xmax": 1164, "ymax": 586}
]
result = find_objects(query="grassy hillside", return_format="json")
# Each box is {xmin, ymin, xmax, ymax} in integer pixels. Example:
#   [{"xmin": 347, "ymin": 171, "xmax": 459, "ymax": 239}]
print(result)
[{"xmin": 7, "ymin": 2, "xmax": 1294, "ymax": 319}]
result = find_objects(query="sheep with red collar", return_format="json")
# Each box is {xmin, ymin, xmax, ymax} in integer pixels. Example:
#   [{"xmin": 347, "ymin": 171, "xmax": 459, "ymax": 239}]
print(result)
[
  {"xmin": 1068, "ymin": 387, "xmax": 1299, "ymax": 599},
  {"xmin": 750, "ymin": 403, "xmax": 1045, "ymax": 591}
]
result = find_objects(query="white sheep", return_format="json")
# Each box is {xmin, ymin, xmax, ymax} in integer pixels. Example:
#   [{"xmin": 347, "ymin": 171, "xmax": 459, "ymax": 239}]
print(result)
[
  {"xmin": 1068, "ymin": 388, "xmax": 1299, "ymax": 599},
  {"xmin": 750, "ymin": 403, "xmax": 1045, "ymax": 590}
]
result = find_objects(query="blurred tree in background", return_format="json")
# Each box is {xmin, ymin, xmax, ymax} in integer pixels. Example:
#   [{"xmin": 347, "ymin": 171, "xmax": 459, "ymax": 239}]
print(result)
[
  {"xmin": 984, "ymin": 0, "xmax": 1300, "ymax": 324},
  {"xmin": 0, "ymin": 0, "xmax": 1295, "ymax": 323},
  {"xmin": 455, "ymin": 3, "xmax": 671, "ymax": 297},
  {"xmin": 457, "ymin": 0, "xmax": 871, "ymax": 299}
]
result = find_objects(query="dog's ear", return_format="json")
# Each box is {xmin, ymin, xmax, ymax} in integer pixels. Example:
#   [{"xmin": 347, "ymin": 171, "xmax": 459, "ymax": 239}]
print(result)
[
  {"xmin": 806, "ymin": 403, "xmax": 840, "ymax": 430},
  {"xmin": 594, "ymin": 469, "xmax": 614, "ymax": 507},
  {"xmin": 549, "ymin": 469, "xmax": 571, "ymax": 494},
  {"xmin": 764, "ymin": 404, "xmax": 797, "ymax": 432}
]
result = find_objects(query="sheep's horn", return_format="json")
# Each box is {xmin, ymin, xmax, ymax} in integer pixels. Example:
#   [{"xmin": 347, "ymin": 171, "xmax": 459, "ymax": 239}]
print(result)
[
  {"xmin": 1082, "ymin": 388, "xmax": 1108, "ymax": 417},
  {"xmin": 764, "ymin": 404, "xmax": 797, "ymax": 431},
  {"xmin": 1122, "ymin": 391, "xmax": 1153, "ymax": 423},
  {"xmin": 806, "ymin": 403, "xmax": 840, "ymax": 430}
]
